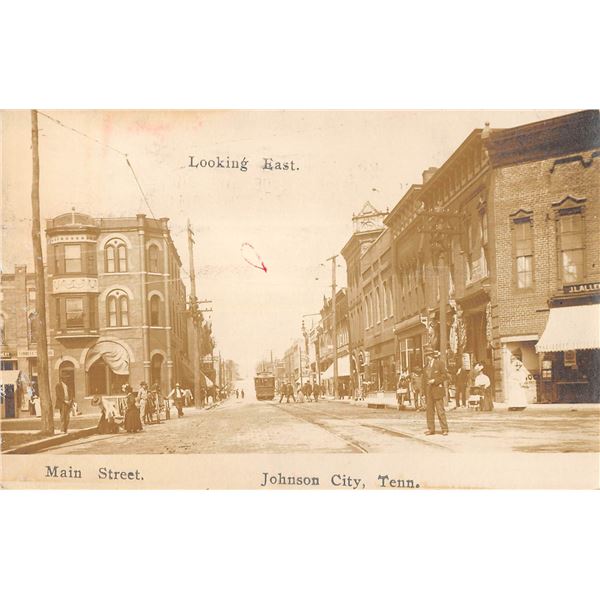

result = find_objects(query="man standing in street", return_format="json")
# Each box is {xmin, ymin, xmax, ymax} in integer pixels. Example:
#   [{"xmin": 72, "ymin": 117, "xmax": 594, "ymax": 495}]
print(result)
[
  {"xmin": 168, "ymin": 383, "xmax": 185, "ymax": 417},
  {"xmin": 423, "ymin": 349, "xmax": 449, "ymax": 436},
  {"xmin": 55, "ymin": 376, "xmax": 73, "ymax": 433}
]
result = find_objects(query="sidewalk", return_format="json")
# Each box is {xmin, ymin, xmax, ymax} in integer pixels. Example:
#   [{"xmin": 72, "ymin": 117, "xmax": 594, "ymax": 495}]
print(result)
[
  {"xmin": 322, "ymin": 394, "xmax": 600, "ymax": 413},
  {"xmin": 1, "ymin": 415, "xmax": 100, "ymax": 454},
  {"xmin": 1, "ymin": 405, "xmax": 212, "ymax": 454}
]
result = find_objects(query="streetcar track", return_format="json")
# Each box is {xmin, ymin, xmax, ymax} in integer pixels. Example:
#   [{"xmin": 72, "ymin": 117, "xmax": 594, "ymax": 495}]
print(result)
[
  {"xmin": 276, "ymin": 402, "xmax": 452, "ymax": 452},
  {"xmin": 274, "ymin": 403, "xmax": 369, "ymax": 453}
]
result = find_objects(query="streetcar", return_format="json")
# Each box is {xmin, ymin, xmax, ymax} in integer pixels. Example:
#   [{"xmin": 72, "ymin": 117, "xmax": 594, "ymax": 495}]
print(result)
[{"xmin": 254, "ymin": 372, "xmax": 275, "ymax": 400}]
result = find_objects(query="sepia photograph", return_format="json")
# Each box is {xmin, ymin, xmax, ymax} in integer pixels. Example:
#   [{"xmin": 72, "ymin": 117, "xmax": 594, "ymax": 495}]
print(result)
[{"xmin": 1, "ymin": 109, "xmax": 598, "ymax": 489}]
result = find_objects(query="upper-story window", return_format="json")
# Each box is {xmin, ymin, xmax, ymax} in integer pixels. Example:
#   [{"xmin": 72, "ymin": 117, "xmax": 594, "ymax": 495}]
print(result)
[
  {"xmin": 105, "ymin": 239, "xmax": 128, "ymax": 273},
  {"xmin": 0, "ymin": 314, "xmax": 5, "ymax": 344},
  {"xmin": 375, "ymin": 287, "xmax": 381, "ymax": 324},
  {"xmin": 149, "ymin": 295, "xmax": 161, "ymax": 326},
  {"xmin": 64, "ymin": 245, "xmax": 82, "ymax": 273},
  {"xmin": 148, "ymin": 244, "xmax": 161, "ymax": 273},
  {"xmin": 559, "ymin": 210, "xmax": 584, "ymax": 284},
  {"xmin": 512, "ymin": 217, "xmax": 534, "ymax": 289},
  {"xmin": 65, "ymin": 297, "xmax": 84, "ymax": 329},
  {"xmin": 107, "ymin": 290, "xmax": 129, "ymax": 327}
]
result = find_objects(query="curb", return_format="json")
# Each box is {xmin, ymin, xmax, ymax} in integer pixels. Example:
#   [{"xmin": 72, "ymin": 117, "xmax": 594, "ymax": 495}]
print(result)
[{"xmin": 3, "ymin": 426, "xmax": 98, "ymax": 455}]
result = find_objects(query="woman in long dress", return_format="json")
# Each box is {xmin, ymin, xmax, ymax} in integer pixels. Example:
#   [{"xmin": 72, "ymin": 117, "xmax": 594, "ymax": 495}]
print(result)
[
  {"xmin": 473, "ymin": 363, "xmax": 493, "ymax": 411},
  {"xmin": 507, "ymin": 358, "xmax": 528, "ymax": 411},
  {"xmin": 123, "ymin": 384, "xmax": 143, "ymax": 432}
]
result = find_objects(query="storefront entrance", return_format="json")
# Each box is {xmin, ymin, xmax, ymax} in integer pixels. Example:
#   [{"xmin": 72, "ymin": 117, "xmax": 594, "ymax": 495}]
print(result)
[{"xmin": 87, "ymin": 358, "xmax": 128, "ymax": 395}]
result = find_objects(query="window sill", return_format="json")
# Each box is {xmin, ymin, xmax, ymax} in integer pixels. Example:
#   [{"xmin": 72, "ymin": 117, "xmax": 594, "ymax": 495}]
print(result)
[{"xmin": 55, "ymin": 330, "xmax": 100, "ymax": 340}]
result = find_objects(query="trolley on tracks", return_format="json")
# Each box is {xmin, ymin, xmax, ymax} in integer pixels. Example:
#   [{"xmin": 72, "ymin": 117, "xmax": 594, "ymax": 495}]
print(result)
[{"xmin": 254, "ymin": 372, "xmax": 275, "ymax": 400}]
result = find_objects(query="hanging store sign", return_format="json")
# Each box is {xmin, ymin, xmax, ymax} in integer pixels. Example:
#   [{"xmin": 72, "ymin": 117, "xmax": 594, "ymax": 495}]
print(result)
[{"xmin": 563, "ymin": 282, "xmax": 600, "ymax": 294}]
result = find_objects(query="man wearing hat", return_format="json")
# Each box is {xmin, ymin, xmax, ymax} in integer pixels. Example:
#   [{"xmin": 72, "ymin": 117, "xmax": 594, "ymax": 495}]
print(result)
[
  {"xmin": 168, "ymin": 383, "xmax": 185, "ymax": 417},
  {"xmin": 423, "ymin": 348, "xmax": 449, "ymax": 435}
]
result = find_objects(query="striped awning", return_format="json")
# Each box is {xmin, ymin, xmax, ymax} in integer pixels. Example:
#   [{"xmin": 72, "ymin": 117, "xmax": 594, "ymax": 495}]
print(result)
[{"xmin": 536, "ymin": 304, "xmax": 600, "ymax": 352}]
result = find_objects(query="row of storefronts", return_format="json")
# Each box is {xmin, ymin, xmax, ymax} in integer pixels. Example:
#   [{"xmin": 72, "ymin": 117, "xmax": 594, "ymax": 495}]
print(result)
[{"xmin": 338, "ymin": 110, "xmax": 600, "ymax": 404}]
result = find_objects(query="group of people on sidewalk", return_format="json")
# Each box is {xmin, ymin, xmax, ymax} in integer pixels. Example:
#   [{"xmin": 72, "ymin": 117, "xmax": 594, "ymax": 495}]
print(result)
[
  {"xmin": 395, "ymin": 348, "xmax": 493, "ymax": 436},
  {"xmin": 52, "ymin": 375, "xmax": 203, "ymax": 435},
  {"xmin": 278, "ymin": 381, "xmax": 324, "ymax": 403}
]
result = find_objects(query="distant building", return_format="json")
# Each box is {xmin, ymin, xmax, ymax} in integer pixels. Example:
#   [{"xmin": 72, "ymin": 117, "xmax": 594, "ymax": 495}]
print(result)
[{"xmin": 318, "ymin": 289, "xmax": 350, "ymax": 396}]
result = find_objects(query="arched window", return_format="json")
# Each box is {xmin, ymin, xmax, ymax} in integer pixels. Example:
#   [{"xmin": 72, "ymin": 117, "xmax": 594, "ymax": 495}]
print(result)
[
  {"xmin": 105, "ymin": 239, "xmax": 128, "ymax": 273},
  {"xmin": 151, "ymin": 354, "xmax": 164, "ymax": 390},
  {"xmin": 149, "ymin": 295, "xmax": 161, "ymax": 326},
  {"xmin": 106, "ymin": 290, "xmax": 129, "ymax": 327},
  {"xmin": 148, "ymin": 244, "xmax": 161, "ymax": 273}
]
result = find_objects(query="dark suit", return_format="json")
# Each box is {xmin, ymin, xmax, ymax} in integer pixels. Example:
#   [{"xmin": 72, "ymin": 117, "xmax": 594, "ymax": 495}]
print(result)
[
  {"xmin": 424, "ymin": 357, "xmax": 449, "ymax": 434},
  {"xmin": 55, "ymin": 381, "xmax": 73, "ymax": 433}
]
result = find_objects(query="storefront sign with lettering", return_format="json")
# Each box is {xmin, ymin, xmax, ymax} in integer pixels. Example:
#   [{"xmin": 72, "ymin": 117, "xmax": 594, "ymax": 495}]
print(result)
[{"xmin": 563, "ymin": 282, "xmax": 600, "ymax": 294}]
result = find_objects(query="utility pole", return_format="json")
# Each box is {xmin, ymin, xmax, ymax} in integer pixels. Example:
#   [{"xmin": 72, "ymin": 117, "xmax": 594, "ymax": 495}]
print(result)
[
  {"xmin": 30, "ymin": 110, "xmax": 54, "ymax": 434},
  {"xmin": 299, "ymin": 341, "xmax": 303, "ymax": 387},
  {"xmin": 187, "ymin": 220, "xmax": 202, "ymax": 408},
  {"xmin": 327, "ymin": 254, "xmax": 338, "ymax": 399}
]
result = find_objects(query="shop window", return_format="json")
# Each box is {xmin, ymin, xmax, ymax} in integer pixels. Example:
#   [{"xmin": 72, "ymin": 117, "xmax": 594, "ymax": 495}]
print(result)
[
  {"xmin": 65, "ymin": 298, "xmax": 84, "ymax": 329},
  {"xmin": 64, "ymin": 245, "xmax": 82, "ymax": 273},
  {"xmin": 512, "ymin": 217, "xmax": 534, "ymax": 289},
  {"xmin": 148, "ymin": 244, "xmax": 161, "ymax": 272},
  {"xmin": 107, "ymin": 290, "xmax": 129, "ymax": 327},
  {"xmin": 559, "ymin": 211, "xmax": 584, "ymax": 283},
  {"xmin": 105, "ymin": 239, "xmax": 128, "ymax": 273}
]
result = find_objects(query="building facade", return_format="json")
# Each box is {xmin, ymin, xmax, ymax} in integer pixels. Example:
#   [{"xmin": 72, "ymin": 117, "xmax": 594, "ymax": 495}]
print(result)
[
  {"xmin": 360, "ymin": 228, "xmax": 396, "ymax": 393},
  {"xmin": 0, "ymin": 265, "xmax": 41, "ymax": 418},
  {"xmin": 485, "ymin": 110, "xmax": 600, "ymax": 404},
  {"xmin": 46, "ymin": 211, "xmax": 194, "ymax": 413},
  {"xmin": 318, "ymin": 289, "xmax": 350, "ymax": 396},
  {"xmin": 341, "ymin": 202, "xmax": 387, "ymax": 394}
]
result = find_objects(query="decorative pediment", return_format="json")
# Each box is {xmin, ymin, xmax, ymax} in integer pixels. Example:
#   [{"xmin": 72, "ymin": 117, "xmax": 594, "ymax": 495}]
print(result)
[
  {"xmin": 355, "ymin": 201, "xmax": 380, "ymax": 217},
  {"xmin": 551, "ymin": 195, "xmax": 587, "ymax": 210},
  {"xmin": 509, "ymin": 208, "xmax": 533, "ymax": 220}
]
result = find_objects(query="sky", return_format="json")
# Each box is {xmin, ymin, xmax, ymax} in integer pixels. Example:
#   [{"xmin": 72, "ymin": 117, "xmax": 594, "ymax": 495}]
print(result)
[{"xmin": 1, "ymin": 109, "xmax": 573, "ymax": 376}]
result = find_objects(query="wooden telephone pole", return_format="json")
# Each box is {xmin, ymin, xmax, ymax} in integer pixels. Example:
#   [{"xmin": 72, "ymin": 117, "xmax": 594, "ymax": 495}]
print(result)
[
  {"xmin": 31, "ymin": 110, "xmax": 54, "ymax": 434},
  {"xmin": 187, "ymin": 220, "xmax": 203, "ymax": 408},
  {"xmin": 327, "ymin": 254, "xmax": 338, "ymax": 399}
]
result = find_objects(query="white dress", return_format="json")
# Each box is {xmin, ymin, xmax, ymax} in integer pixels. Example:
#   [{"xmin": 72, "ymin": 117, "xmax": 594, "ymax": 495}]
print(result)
[{"xmin": 507, "ymin": 367, "xmax": 528, "ymax": 407}]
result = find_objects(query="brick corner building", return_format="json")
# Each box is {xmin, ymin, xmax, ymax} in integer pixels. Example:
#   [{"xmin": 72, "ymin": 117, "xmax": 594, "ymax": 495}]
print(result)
[
  {"xmin": 486, "ymin": 109, "xmax": 600, "ymax": 404},
  {"xmin": 46, "ymin": 211, "xmax": 194, "ymax": 413}
]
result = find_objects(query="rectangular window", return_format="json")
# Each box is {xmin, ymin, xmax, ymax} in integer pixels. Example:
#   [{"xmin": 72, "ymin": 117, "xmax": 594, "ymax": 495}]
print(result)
[
  {"xmin": 64, "ymin": 245, "xmax": 82, "ymax": 273},
  {"xmin": 65, "ymin": 298, "xmax": 84, "ymax": 329},
  {"xmin": 559, "ymin": 212, "xmax": 584, "ymax": 283},
  {"xmin": 513, "ymin": 218, "xmax": 533, "ymax": 289}
]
